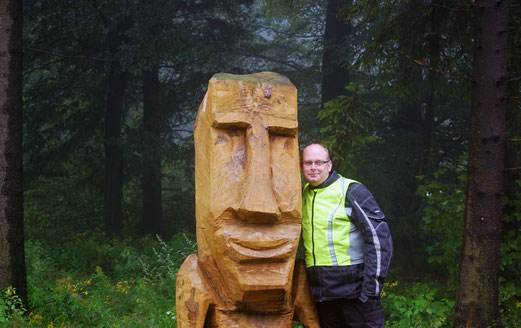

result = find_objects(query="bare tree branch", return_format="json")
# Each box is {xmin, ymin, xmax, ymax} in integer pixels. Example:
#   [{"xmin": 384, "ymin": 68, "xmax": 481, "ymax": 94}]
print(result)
[{"xmin": 402, "ymin": 53, "xmax": 474, "ymax": 81}]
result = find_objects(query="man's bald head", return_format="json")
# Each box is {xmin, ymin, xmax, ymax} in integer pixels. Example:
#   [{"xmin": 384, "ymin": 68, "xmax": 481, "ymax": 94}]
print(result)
[
  {"xmin": 302, "ymin": 144, "xmax": 329, "ymax": 160},
  {"xmin": 301, "ymin": 144, "xmax": 333, "ymax": 187}
]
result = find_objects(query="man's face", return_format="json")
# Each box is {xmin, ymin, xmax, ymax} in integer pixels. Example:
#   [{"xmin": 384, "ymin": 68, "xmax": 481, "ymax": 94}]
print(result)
[
  {"xmin": 194, "ymin": 73, "xmax": 301, "ymax": 311},
  {"xmin": 301, "ymin": 145, "xmax": 332, "ymax": 187}
]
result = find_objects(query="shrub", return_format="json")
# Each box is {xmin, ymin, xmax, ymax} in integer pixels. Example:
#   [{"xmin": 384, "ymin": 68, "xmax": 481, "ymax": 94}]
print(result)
[
  {"xmin": 0, "ymin": 286, "xmax": 26, "ymax": 325},
  {"xmin": 382, "ymin": 281, "xmax": 454, "ymax": 328}
]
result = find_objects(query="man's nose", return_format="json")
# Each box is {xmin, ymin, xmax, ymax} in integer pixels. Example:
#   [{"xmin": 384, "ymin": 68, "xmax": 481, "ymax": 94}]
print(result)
[
  {"xmin": 308, "ymin": 162, "xmax": 320, "ymax": 170},
  {"xmin": 238, "ymin": 123, "xmax": 280, "ymax": 223}
]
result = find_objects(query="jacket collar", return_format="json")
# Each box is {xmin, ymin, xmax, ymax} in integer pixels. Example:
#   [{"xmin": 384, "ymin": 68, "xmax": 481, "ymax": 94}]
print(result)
[{"xmin": 309, "ymin": 170, "xmax": 340, "ymax": 189}]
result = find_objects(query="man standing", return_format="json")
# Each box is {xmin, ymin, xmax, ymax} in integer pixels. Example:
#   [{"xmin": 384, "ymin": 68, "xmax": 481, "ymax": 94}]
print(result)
[{"xmin": 301, "ymin": 144, "xmax": 393, "ymax": 328}]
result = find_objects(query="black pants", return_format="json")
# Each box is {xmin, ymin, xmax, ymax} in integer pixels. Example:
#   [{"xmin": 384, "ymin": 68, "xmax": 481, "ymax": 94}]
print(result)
[{"xmin": 316, "ymin": 298, "xmax": 385, "ymax": 328}]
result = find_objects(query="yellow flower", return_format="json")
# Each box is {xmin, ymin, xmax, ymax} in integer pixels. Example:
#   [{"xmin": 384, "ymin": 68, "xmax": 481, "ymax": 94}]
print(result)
[{"xmin": 28, "ymin": 312, "xmax": 44, "ymax": 325}]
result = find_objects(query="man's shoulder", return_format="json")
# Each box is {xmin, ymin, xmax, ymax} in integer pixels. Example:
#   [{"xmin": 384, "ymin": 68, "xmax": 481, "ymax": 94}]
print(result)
[
  {"xmin": 339, "ymin": 175, "xmax": 360, "ymax": 186},
  {"xmin": 345, "ymin": 181, "xmax": 385, "ymax": 219},
  {"xmin": 346, "ymin": 181, "xmax": 372, "ymax": 200}
]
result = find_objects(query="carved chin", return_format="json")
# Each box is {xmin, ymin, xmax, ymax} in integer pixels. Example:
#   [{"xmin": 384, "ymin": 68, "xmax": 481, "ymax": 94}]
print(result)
[{"xmin": 221, "ymin": 259, "xmax": 295, "ymax": 312}]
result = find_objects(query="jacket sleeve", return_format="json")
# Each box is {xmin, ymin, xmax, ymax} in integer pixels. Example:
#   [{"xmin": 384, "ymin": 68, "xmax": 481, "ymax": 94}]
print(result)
[{"xmin": 346, "ymin": 183, "xmax": 393, "ymax": 303}]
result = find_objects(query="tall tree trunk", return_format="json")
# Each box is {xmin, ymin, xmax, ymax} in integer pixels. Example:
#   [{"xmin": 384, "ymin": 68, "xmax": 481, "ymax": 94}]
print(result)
[
  {"xmin": 142, "ymin": 66, "xmax": 163, "ymax": 235},
  {"xmin": 103, "ymin": 61, "xmax": 127, "ymax": 235},
  {"xmin": 0, "ymin": 0, "xmax": 27, "ymax": 305},
  {"xmin": 454, "ymin": 1, "xmax": 509, "ymax": 327},
  {"xmin": 320, "ymin": 0, "xmax": 352, "ymax": 107}
]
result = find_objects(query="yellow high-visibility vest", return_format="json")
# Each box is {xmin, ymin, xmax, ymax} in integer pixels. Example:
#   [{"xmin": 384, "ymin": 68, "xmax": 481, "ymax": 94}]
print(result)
[{"xmin": 302, "ymin": 176, "xmax": 364, "ymax": 268}]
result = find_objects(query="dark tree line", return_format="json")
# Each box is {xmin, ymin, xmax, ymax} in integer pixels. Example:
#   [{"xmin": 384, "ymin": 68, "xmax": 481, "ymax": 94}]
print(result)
[{"xmin": 23, "ymin": 0, "xmax": 263, "ymax": 237}]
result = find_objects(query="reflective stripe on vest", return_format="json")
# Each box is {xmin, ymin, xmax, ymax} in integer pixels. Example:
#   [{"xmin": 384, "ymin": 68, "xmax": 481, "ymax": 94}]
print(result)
[{"xmin": 302, "ymin": 176, "xmax": 363, "ymax": 268}]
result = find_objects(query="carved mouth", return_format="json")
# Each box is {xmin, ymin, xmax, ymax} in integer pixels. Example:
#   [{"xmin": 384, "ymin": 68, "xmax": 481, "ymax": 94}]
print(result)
[
  {"xmin": 226, "ymin": 239, "xmax": 295, "ymax": 262},
  {"xmin": 218, "ymin": 223, "xmax": 300, "ymax": 263}
]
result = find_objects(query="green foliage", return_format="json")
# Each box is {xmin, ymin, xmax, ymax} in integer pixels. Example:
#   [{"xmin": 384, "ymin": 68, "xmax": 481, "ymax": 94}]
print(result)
[
  {"xmin": 140, "ymin": 234, "xmax": 197, "ymax": 294},
  {"xmin": 318, "ymin": 82, "xmax": 379, "ymax": 174},
  {"xmin": 21, "ymin": 226, "xmax": 521, "ymax": 326},
  {"xmin": 0, "ymin": 287, "xmax": 26, "ymax": 325},
  {"xmin": 24, "ymin": 176, "xmax": 104, "ymax": 243},
  {"xmin": 418, "ymin": 169, "xmax": 521, "ymax": 326},
  {"xmin": 382, "ymin": 281, "xmax": 454, "ymax": 328},
  {"xmin": 417, "ymin": 164, "xmax": 466, "ymax": 280},
  {"xmin": 498, "ymin": 180, "xmax": 521, "ymax": 326},
  {"xmin": 24, "ymin": 231, "xmax": 196, "ymax": 327}
]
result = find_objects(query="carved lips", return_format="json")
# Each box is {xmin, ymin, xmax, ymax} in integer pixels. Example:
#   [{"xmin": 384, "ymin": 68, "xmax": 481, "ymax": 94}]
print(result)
[{"xmin": 218, "ymin": 221, "xmax": 301, "ymax": 263}]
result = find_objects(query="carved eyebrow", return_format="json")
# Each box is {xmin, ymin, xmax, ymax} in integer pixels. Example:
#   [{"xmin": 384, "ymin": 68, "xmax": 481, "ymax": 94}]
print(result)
[
  {"xmin": 211, "ymin": 112, "xmax": 297, "ymax": 136},
  {"xmin": 263, "ymin": 115, "xmax": 298, "ymax": 136},
  {"xmin": 268, "ymin": 125, "xmax": 297, "ymax": 137},
  {"xmin": 211, "ymin": 112, "xmax": 251, "ymax": 130},
  {"xmin": 211, "ymin": 120, "xmax": 250, "ymax": 130}
]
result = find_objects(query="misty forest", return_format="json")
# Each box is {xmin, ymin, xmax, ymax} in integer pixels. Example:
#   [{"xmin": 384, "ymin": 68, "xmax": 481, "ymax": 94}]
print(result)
[{"xmin": 1, "ymin": 0, "xmax": 521, "ymax": 327}]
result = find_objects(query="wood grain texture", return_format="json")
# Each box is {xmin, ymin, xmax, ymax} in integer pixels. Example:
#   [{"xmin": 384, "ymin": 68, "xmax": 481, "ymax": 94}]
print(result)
[{"xmin": 176, "ymin": 72, "xmax": 319, "ymax": 327}]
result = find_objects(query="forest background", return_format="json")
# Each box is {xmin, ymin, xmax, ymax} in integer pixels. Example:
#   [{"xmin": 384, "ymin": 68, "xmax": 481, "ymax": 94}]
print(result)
[{"xmin": 1, "ymin": 0, "xmax": 521, "ymax": 327}]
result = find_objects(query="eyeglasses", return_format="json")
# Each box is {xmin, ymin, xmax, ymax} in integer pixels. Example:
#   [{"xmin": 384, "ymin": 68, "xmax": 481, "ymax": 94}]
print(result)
[{"xmin": 302, "ymin": 160, "xmax": 330, "ymax": 167}]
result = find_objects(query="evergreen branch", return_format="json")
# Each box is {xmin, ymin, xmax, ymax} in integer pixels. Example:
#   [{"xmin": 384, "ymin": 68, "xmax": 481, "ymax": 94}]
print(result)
[
  {"xmin": 252, "ymin": 24, "xmax": 322, "ymax": 39},
  {"xmin": 372, "ymin": 0, "xmax": 399, "ymax": 50},
  {"xmin": 23, "ymin": 59, "xmax": 63, "ymax": 77},
  {"xmin": 237, "ymin": 51, "xmax": 305, "ymax": 70},
  {"xmin": 431, "ymin": 2, "xmax": 475, "ymax": 11},
  {"xmin": 25, "ymin": 47, "xmax": 118, "ymax": 62},
  {"xmin": 453, "ymin": 0, "xmax": 484, "ymax": 8}
]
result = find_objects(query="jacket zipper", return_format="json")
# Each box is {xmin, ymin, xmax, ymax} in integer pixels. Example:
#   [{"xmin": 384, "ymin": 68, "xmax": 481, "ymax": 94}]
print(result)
[{"xmin": 311, "ymin": 190, "xmax": 317, "ymax": 266}]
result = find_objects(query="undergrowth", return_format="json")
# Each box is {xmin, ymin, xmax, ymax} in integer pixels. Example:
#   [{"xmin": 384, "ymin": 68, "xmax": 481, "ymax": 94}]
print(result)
[{"xmin": 4, "ymin": 231, "xmax": 196, "ymax": 327}]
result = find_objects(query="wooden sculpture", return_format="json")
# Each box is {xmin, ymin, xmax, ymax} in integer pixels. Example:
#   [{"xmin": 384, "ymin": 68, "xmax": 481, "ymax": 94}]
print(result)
[{"xmin": 175, "ymin": 72, "xmax": 319, "ymax": 327}]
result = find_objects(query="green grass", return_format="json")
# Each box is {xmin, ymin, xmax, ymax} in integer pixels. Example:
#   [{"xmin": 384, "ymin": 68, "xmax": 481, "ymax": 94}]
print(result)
[{"xmin": 16, "ymin": 232, "xmax": 195, "ymax": 327}]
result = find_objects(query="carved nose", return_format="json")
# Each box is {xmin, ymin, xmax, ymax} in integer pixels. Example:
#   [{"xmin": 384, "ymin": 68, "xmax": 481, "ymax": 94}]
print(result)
[{"xmin": 238, "ymin": 125, "xmax": 280, "ymax": 223}]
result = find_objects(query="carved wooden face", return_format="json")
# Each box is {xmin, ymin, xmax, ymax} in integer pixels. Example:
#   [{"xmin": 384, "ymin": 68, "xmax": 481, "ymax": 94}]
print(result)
[{"xmin": 193, "ymin": 72, "xmax": 301, "ymax": 309}]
